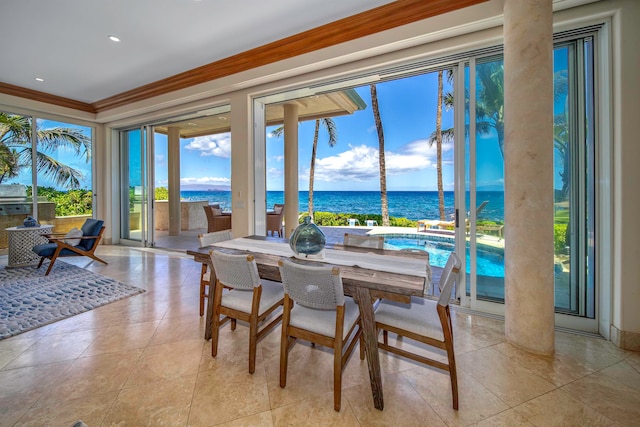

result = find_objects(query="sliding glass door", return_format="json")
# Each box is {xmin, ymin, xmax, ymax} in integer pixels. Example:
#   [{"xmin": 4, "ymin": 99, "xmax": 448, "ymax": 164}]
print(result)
[
  {"xmin": 120, "ymin": 126, "xmax": 155, "ymax": 246},
  {"xmin": 461, "ymin": 33, "xmax": 598, "ymax": 331}
]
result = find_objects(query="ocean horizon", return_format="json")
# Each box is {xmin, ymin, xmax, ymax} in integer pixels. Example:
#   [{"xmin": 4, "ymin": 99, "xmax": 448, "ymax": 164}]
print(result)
[{"xmin": 181, "ymin": 190, "xmax": 504, "ymax": 221}]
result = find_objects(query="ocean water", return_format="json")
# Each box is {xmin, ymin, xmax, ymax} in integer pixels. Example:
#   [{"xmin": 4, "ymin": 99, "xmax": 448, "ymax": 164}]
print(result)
[{"xmin": 181, "ymin": 190, "xmax": 504, "ymax": 221}]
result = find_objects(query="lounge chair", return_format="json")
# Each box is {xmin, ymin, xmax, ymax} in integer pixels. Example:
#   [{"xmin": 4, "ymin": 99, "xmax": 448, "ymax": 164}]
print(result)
[
  {"xmin": 204, "ymin": 204, "xmax": 232, "ymax": 232},
  {"xmin": 417, "ymin": 200, "xmax": 489, "ymax": 232},
  {"xmin": 266, "ymin": 203, "xmax": 285, "ymax": 237},
  {"xmin": 32, "ymin": 218, "xmax": 107, "ymax": 275}
]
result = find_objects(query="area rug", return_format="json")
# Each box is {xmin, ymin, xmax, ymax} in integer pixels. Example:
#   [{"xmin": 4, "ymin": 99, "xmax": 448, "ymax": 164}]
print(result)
[{"xmin": 0, "ymin": 262, "xmax": 145, "ymax": 340}]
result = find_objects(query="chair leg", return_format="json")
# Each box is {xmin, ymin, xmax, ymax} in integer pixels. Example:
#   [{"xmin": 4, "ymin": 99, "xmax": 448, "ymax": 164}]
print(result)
[
  {"xmin": 248, "ymin": 312, "xmax": 259, "ymax": 374},
  {"xmin": 199, "ymin": 263, "xmax": 208, "ymax": 317},
  {"xmin": 383, "ymin": 330, "xmax": 388, "ymax": 345},
  {"xmin": 359, "ymin": 328, "xmax": 365, "ymax": 360},
  {"xmin": 231, "ymin": 319, "xmax": 237, "ymax": 330},
  {"xmin": 280, "ymin": 298, "xmax": 292, "ymax": 388},
  {"xmin": 333, "ymin": 341, "xmax": 343, "ymax": 411},
  {"xmin": 45, "ymin": 246, "xmax": 64, "ymax": 275},
  {"xmin": 37, "ymin": 257, "xmax": 45, "ymax": 269},
  {"xmin": 211, "ymin": 281, "xmax": 224, "ymax": 358}
]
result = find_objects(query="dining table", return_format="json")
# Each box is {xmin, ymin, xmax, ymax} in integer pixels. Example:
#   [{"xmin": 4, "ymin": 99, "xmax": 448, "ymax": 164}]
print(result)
[{"xmin": 187, "ymin": 235, "xmax": 433, "ymax": 411}]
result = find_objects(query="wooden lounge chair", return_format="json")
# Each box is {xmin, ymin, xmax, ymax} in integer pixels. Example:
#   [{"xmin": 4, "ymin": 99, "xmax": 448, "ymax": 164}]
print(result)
[
  {"xmin": 266, "ymin": 203, "xmax": 285, "ymax": 237},
  {"xmin": 203, "ymin": 204, "xmax": 232, "ymax": 232},
  {"xmin": 32, "ymin": 218, "xmax": 107, "ymax": 276},
  {"xmin": 417, "ymin": 200, "xmax": 489, "ymax": 232}
]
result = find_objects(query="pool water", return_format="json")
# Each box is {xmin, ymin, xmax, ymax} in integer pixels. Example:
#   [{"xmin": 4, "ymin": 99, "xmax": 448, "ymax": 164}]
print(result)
[{"xmin": 384, "ymin": 237, "xmax": 505, "ymax": 278}]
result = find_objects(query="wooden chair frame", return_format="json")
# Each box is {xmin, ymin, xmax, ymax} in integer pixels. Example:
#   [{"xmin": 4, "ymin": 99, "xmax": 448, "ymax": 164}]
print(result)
[
  {"xmin": 37, "ymin": 226, "xmax": 107, "ymax": 276},
  {"xmin": 375, "ymin": 257, "xmax": 461, "ymax": 410},
  {"xmin": 278, "ymin": 262, "xmax": 363, "ymax": 411},
  {"xmin": 210, "ymin": 255, "xmax": 283, "ymax": 374}
]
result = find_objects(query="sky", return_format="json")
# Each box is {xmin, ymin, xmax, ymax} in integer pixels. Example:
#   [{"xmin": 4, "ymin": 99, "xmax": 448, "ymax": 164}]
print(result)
[
  {"xmin": 9, "ymin": 51, "xmax": 570, "ymax": 194},
  {"xmin": 157, "ymin": 71, "xmax": 465, "ymax": 192}
]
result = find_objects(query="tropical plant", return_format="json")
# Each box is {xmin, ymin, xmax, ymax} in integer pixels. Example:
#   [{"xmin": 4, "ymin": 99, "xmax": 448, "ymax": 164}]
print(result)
[
  {"xmin": 27, "ymin": 186, "xmax": 93, "ymax": 216},
  {"xmin": 271, "ymin": 118, "xmax": 338, "ymax": 222},
  {"xmin": 0, "ymin": 113, "xmax": 91, "ymax": 188},
  {"xmin": 369, "ymin": 84, "xmax": 390, "ymax": 226},
  {"xmin": 155, "ymin": 186, "xmax": 169, "ymax": 200}
]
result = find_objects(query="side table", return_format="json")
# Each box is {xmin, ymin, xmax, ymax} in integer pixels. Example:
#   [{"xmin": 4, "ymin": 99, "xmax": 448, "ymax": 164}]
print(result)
[{"xmin": 5, "ymin": 225, "xmax": 54, "ymax": 268}]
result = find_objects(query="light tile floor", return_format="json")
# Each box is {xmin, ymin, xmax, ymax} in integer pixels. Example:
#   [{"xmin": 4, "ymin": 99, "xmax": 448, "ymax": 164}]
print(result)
[{"xmin": 1, "ymin": 245, "xmax": 639, "ymax": 427}]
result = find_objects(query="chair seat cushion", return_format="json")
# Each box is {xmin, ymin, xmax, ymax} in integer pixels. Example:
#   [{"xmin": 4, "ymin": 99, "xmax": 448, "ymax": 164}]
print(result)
[
  {"xmin": 221, "ymin": 279, "xmax": 283, "ymax": 315},
  {"xmin": 375, "ymin": 297, "xmax": 444, "ymax": 341},
  {"xmin": 32, "ymin": 243, "xmax": 82, "ymax": 258},
  {"xmin": 290, "ymin": 296, "xmax": 359, "ymax": 339}
]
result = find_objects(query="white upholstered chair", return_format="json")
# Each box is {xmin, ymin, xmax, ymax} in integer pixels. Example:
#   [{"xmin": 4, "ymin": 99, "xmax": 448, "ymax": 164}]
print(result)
[
  {"xmin": 374, "ymin": 252, "xmax": 462, "ymax": 409},
  {"xmin": 277, "ymin": 258, "xmax": 363, "ymax": 411},
  {"xmin": 343, "ymin": 233, "xmax": 384, "ymax": 250},
  {"xmin": 209, "ymin": 250, "xmax": 284, "ymax": 374},
  {"xmin": 196, "ymin": 230, "xmax": 232, "ymax": 316}
]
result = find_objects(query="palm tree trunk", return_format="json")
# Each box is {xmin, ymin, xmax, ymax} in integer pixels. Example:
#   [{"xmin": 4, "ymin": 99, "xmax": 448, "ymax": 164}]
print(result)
[
  {"xmin": 436, "ymin": 71, "xmax": 445, "ymax": 221},
  {"xmin": 370, "ymin": 85, "xmax": 389, "ymax": 226},
  {"xmin": 309, "ymin": 120, "xmax": 320, "ymax": 221}
]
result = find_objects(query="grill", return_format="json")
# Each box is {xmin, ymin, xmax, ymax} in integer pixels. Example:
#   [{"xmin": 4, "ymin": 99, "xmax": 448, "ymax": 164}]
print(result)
[{"xmin": 0, "ymin": 184, "xmax": 31, "ymax": 217}]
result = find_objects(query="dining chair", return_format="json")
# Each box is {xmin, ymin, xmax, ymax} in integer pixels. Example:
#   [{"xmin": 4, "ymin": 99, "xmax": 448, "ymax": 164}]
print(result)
[
  {"xmin": 209, "ymin": 250, "xmax": 284, "ymax": 374},
  {"xmin": 374, "ymin": 252, "xmax": 462, "ymax": 409},
  {"xmin": 277, "ymin": 258, "xmax": 363, "ymax": 411},
  {"xmin": 197, "ymin": 230, "xmax": 232, "ymax": 316},
  {"xmin": 343, "ymin": 233, "xmax": 384, "ymax": 250}
]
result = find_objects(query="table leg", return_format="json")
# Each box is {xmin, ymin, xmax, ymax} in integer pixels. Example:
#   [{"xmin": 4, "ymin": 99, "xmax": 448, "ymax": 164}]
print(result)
[
  {"xmin": 355, "ymin": 286, "xmax": 384, "ymax": 410},
  {"xmin": 204, "ymin": 264, "xmax": 216, "ymax": 341}
]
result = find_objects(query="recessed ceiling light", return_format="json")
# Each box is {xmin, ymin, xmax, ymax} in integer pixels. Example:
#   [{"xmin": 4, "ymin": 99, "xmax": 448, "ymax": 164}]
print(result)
[
  {"xmin": 108, "ymin": 35, "xmax": 121, "ymax": 42},
  {"xmin": 35, "ymin": 77, "xmax": 44, "ymax": 82}
]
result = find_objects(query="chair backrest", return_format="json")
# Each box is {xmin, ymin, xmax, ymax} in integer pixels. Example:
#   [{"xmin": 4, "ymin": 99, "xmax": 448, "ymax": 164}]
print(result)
[
  {"xmin": 278, "ymin": 258, "xmax": 344, "ymax": 309},
  {"xmin": 79, "ymin": 219, "xmax": 105, "ymax": 250},
  {"xmin": 198, "ymin": 230, "xmax": 232, "ymax": 247},
  {"xmin": 273, "ymin": 203, "xmax": 284, "ymax": 214},
  {"xmin": 437, "ymin": 252, "xmax": 462, "ymax": 306},
  {"xmin": 210, "ymin": 250, "xmax": 261, "ymax": 290},
  {"xmin": 343, "ymin": 233, "xmax": 384, "ymax": 250}
]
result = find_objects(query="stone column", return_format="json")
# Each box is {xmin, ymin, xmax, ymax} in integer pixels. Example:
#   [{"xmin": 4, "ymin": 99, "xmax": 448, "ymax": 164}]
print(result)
[
  {"xmin": 503, "ymin": 0, "xmax": 555, "ymax": 355},
  {"xmin": 168, "ymin": 126, "xmax": 181, "ymax": 236},
  {"xmin": 283, "ymin": 103, "xmax": 299, "ymax": 238}
]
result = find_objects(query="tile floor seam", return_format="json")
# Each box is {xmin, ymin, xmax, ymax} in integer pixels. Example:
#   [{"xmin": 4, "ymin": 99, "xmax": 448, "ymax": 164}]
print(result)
[
  {"xmin": 549, "ymin": 384, "xmax": 625, "ymax": 427},
  {"xmin": 398, "ymin": 368, "xmax": 451, "ymax": 427}
]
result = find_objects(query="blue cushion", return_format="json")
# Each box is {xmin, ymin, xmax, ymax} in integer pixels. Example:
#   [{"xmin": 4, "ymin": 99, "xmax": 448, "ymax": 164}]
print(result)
[
  {"xmin": 79, "ymin": 219, "xmax": 104, "ymax": 250},
  {"xmin": 32, "ymin": 243, "xmax": 83, "ymax": 257}
]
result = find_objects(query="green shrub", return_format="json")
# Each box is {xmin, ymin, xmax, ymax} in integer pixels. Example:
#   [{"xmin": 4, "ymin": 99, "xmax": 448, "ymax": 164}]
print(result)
[
  {"xmin": 554, "ymin": 223, "xmax": 568, "ymax": 254},
  {"xmin": 155, "ymin": 186, "xmax": 169, "ymax": 200},
  {"xmin": 308, "ymin": 211, "xmax": 417, "ymax": 227},
  {"xmin": 29, "ymin": 186, "xmax": 93, "ymax": 216}
]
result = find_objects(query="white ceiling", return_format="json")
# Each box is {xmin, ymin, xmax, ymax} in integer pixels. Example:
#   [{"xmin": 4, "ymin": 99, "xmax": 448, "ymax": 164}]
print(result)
[{"xmin": 0, "ymin": 0, "xmax": 393, "ymax": 104}]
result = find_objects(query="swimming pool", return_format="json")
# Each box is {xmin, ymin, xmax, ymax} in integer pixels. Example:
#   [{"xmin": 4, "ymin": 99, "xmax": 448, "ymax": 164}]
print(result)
[{"xmin": 383, "ymin": 235, "xmax": 505, "ymax": 278}]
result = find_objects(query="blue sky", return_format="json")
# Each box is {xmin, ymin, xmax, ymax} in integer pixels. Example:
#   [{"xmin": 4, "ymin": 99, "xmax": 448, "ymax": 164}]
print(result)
[
  {"xmin": 156, "ymin": 71, "xmax": 465, "ymax": 192},
  {"xmin": 13, "ymin": 52, "xmax": 570, "ymax": 194}
]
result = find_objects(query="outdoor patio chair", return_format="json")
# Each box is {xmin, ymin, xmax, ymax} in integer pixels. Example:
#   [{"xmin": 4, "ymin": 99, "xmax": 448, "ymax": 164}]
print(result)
[
  {"xmin": 366, "ymin": 219, "xmax": 379, "ymax": 227},
  {"xmin": 203, "ymin": 204, "xmax": 232, "ymax": 232},
  {"xmin": 209, "ymin": 250, "xmax": 284, "ymax": 374},
  {"xmin": 374, "ymin": 252, "xmax": 462, "ymax": 409},
  {"xmin": 277, "ymin": 258, "xmax": 363, "ymax": 411},
  {"xmin": 197, "ymin": 230, "xmax": 232, "ymax": 316},
  {"xmin": 266, "ymin": 203, "xmax": 285, "ymax": 237},
  {"xmin": 32, "ymin": 218, "xmax": 107, "ymax": 276},
  {"xmin": 343, "ymin": 233, "xmax": 384, "ymax": 250},
  {"xmin": 347, "ymin": 218, "xmax": 360, "ymax": 227}
]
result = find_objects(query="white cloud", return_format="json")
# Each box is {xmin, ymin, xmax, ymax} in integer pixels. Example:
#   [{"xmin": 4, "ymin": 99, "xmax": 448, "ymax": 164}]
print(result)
[
  {"xmin": 312, "ymin": 139, "xmax": 451, "ymax": 182},
  {"xmin": 184, "ymin": 133, "xmax": 231, "ymax": 158}
]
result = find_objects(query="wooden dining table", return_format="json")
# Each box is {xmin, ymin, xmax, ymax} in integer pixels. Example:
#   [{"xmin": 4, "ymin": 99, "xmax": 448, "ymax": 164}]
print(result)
[{"xmin": 187, "ymin": 236, "xmax": 431, "ymax": 411}]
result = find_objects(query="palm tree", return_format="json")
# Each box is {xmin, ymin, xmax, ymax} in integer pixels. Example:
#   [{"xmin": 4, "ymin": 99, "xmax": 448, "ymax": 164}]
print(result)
[
  {"xmin": 369, "ymin": 84, "xmax": 389, "ymax": 226},
  {"xmin": 427, "ymin": 70, "xmax": 455, "ymax": 221},
  {"xmin": 0, "ymin": 113, "xmax": 91, "ymax": 188},
  {"xmin": 271, "ymin": 117, "xmax": 337, "ymax": 221}
]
